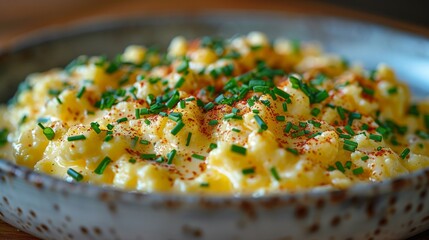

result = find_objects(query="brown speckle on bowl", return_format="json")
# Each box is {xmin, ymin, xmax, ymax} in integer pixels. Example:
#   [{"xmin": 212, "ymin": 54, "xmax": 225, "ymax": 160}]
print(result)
[
  {"xmin": 404, "ymin": 203, "xmax": 413, "ymax": 213},
  {"xmin": 108, "ymin": 202, "xmax": 117, "ymax": 214},
  {"xmin": 41, "ymin": 224, "xmax": 50, "ymax": 232},
  {"xmin": 421, "ymin": 215, "xmax": 429, "ymax": 222},
  {"xmin": 378, "ymin": 218, "xmax": 388, "ymax": 226},
  {"xmin": 29, "ymin": 210, "xmax": 37, "ymax": 218},
  {"xmin": 294, "ymin": 205, "xmax": 308, "ymax": 219},
  {"xmin": 182, "ymin": 224, "xmax": 203, "ymax": 238},
  {"xmin": 93, "ymin": 226, "xmax": 102, "ymax": 235},
  {"xmin": 80, "ymin": 226, "xmax": 89, "ymax": 235},
  {"xmin": 53, "ymin": 204, "xmax": 60, "ymax": 212},
  {"xmin": 240, "ymin": 200, "xmax": 257, "ymax": 219},
  {"xmin": 17, "ymin": 207, "xmax": 22, "ymax": 216},
  {"xmin": 331, "ymin": 216, "xmax": 341, "ymax": 227},
  {"xmin": 307, "ymin": 223, "xmax": 319, "ymax": 233},
  {"xmin": 2, "ymin": 196, "xmax": 9, "ymax": 205}
]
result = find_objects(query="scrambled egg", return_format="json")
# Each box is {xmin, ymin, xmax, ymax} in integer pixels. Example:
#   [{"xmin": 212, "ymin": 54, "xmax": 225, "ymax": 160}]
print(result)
[{"xmin": 1, "ymin": 32, "xmax": 429, "ymax": 195}]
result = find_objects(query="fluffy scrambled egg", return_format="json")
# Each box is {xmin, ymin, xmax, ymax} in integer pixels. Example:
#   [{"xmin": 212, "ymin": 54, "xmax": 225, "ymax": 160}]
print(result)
[{"xmin": 1, "ymin": 32, "xmax": 429, "ymax": 195}]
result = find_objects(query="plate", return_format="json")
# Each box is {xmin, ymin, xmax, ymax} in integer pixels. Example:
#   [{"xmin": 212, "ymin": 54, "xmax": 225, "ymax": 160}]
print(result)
[{"xmin": 1, "ymin": 12, "xmax": 429, "ymax": 240}]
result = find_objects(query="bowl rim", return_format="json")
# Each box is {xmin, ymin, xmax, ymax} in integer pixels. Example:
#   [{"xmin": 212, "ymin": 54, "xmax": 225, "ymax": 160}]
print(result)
[{"xmin": 1, "ymin": 11, "xmax": 429, "ymax": 205}]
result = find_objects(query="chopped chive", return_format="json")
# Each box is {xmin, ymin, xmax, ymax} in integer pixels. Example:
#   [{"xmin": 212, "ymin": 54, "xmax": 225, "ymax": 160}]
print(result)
[
  {"xmin": 352, "ymin": 167, "xmax": 364, "ymax": 175},
  {"xmin": 286, "ymin": 148, "xmax": 299, "ymax": 155},
  {"xmin": 252, "ymin": 109, "xmax": 260, "ymax": 114},
  {"xmin": 424, "ymin": 115, "xmax": 429, "ymax": 129},
  {"xmin": 336, "ymin": 106, "xmax": 346, "ymax": 120},
  {"xmin": 339, "ymin": 133, "xmax": 351, "ymax": 139},
  {"xmin": 408, "ymin": 104, "xmax": 419, "ymax": 116},
  {"xmin": 104, "ymin": 135, "xmax": 113, "ymax": 142},
  {"xmin": 43, "ymin": 127, "xmax": 55, "ymax": 140},
  {"xmin": 291, "ymin": 130, "xmax": 306, "ymax": 138},
  {"xmin": 344, "ymin": 125, "xmax": 355, "ymax": 136},
  {"xmin": 335, "ymin": 161, "xmax": 345, "ymax": 173},
  {"xmin": 311, "ymin": 108, "xmax": 321, "ymax": 117},
  {"xmin": 209, "ymin": 143, "xmax": 218, "ymax": 150},
  {"xmin": 76, "ymin": 86, "xmax": 86, "ymax": 99},
  {"xmin": 327, "ymin": 166, "xmax": 336, "ymax": 171},
  {"xmin": 369, "ymin": 134, "xmax": 382, "ymax": 142},
  {"xmin": 129, "ymin": 158, "xmax": 136, "ymax": 164},
  {"xmin": 308, "ymin": 132, "xmax": 322, "ymax": 139},
  {"xmin": 191, "ymin": 153, "xmax": 205, "ymax": 160},
  {"xmin": 344, "ymin": 140, "xmax": 358, "ymax": 147},
  {"xmin": 116, "ymin": 117, "xmax": 128, "ymax": 123},
  {"xmin": 168, "ymin": 114, "xmax": 181, "ymax": 122},
  {"xmin": 232, "ymin": 128, "xmax": 241, "ymax": 133},
  {"xmin": 56, "ymin": 96, "xmax": 63, "ymax": 104},
  {"xmin": 282, "ymin": 102, "xmax": 288, "ymax": 112},
  {"xmin": 276, "ymin": 116, "xmax": 286, "ymax": 121},
  {"xmin": 167, "ymin": 149, "xmax": 177, "ymax": 164},
  {"xmin": 174, "ymin": 76, "xmax": 185, "ymax": 89},
  {"xmin": 400, "ymin": 148, "xmax": 410, "ymax": 159},
  {"xmin": 231, "ymin": 144, "xmax": 247, "ymax": 155},
  {"xmin": 387, "ymin": 87, "xmax": 398, "ymax": 95},
  {"xmin": 204, "ymin": 102, "xmax": 215, "ymax": 111},
  {"xmin": 67, "ymin": 168, "xmax": 83, "ymax": 182},
  {"xmin": 141, "ymin": 153, "xmax": 157, "ymax": 160},
  {"xmin": 176, "ymin": 60, "xmax": 189, "ymax": 73},
  {"xmin": 200, "ymin": 182, "xmax": 210, "ymax": 188},
  {"xmin": 308, "ymin": 120, "xmax": 321, "ymax": 128},
  {"xmin": 186, "ymin": 132, "xmax": 192, "ymax": 146},
  {"xmin": 377, "ymin": 146, "xmax": 383, "ymax": 151},
  {"xmin": 107, "ymin": 124, "xmax": 114, "ymax": 130},
  {"xmin": 171, "ymin": 120, "xmax": 185, "ymax": 135},
  {"xmin": 273, "ymin": 87, "xmax": 290, "ymax": 100},
  {"xmin": 299, "ymin": 122, "xmax": 308, "ymax": 128},
  {"xmin": 154, "ymin": 156, "xmax": 164, "ymax": 163},
  {"xmin": 361, "ymin": 155, "xmax": 369, "ymax": 161},
  {"xmin": 179, "ymin": 100, "xmax": 186, "ymax": 109},
  {"xmin": 343, "ymin": 144, "xmax": 356, "ymax": 152},
  {"xmin": 94, "ymin": 156, "xmax": 112, "ymax": 175},
  {"xmin": 270, "ymin": 167, "xmax": 281, "ymax": 181},
  {"xmin": 362, "ymin": 87, "xmax": 375, "ymax": 96},
  {"xmin": 376, "ymin": 127, "xmax": 388, "ymax": 135},
  {"xmin": 135, "ymin": 109, "xmax": 141, "ymax": 119},
  {"xmin": 144, "ymin": 119, "xmax": 151, "ymax": 125},
  {"xmin": 254, "ymin": 115, "xmax": 268, "ymax": 130},
  {"xmin": 166, "ymin": 92, "xmax": 180, "ymax": 109},
  {"xmin": 313, "ymin": 90, "xmax": 329, "ymax": 103},
  {"xmin": 242, "ymin": 167, "xmax": 255, "ymax": 175},
  {"xmin": 140, "ymin": 139, "xmax": 150, "ymax": 145},
  {"xmin": 208, "ymin": 120, "xmax": 219, "ymax": 126},
  {"xmin": 361, "ymin": 123, "xmax": 369, "ymax": 130},
  {"xmin": 67, "ymin": 134, "xmax": 86, "ymax": 141},
  {"xmin": 345, "ymin": 161, "xmax": 352, "ymax": 169},
  {"xmin": 284, "ymin": 122, "xmax": 293, "ymax": 133}
]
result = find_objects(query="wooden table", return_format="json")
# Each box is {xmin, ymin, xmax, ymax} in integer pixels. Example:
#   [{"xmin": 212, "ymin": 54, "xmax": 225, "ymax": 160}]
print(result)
[{"xmin": 1, "ymin": 0, "xmax": 429, "ymax": 239}]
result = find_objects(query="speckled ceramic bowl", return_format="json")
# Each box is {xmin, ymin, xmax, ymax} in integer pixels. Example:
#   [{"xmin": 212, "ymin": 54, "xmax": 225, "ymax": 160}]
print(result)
[{"xmin": 1, "ymin": 12, "xmax": 429, "ymax": 240}]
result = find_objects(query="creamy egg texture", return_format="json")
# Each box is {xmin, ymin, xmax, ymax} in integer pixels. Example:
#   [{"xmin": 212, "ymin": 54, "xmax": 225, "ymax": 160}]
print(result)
[{"xmin": 1, "ymin": 32, "xmax": 429, "ymax": 195}]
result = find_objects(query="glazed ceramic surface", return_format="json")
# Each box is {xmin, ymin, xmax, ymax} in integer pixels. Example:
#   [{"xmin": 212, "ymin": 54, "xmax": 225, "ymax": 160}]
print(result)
[{"xmin": 1, "ymin": 12, "xmax": 429, "ymax": 240}]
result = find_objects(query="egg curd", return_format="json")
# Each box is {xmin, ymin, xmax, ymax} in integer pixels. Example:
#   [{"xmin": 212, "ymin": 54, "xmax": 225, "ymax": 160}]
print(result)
[{"xmin": 1, "ymin": 32, "xmax": 429, "ymax": 195}]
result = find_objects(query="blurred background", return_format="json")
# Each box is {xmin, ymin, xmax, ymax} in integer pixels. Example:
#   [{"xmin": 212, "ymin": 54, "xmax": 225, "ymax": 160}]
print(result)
[{"xmin": 0, "ymin": 0, "xmax": 428, "ymax": 49}]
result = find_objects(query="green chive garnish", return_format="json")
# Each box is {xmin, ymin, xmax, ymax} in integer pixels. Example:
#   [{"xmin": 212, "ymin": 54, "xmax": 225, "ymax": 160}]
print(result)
[
  {"xmin": 209, "ymin": 143, "xmax": 218, "ymax": 150},
  {"xmin": 231, "ymin": 144, "xmax": 246, "ymax": 155},
  {"xmin": 171, "ymin": 120, "xmax": 185, "ymax": 135},
  {"xmin": 369, "ymin": 134, "xmax": 382, "ymax": 142},
  {"xmin": 191, "ymin": 153, "xmax": 205, "ymax": 160},
  {"xmin": 337, "ymin": 106, "xmax": 346, "ymax": 120},
  {"xmin": 361, "ymin": 155, "xmax": 369, "ymax": 161},
  {"xmin": 242, "ymin": 167, "xmax": 255, "ymax": 175},
  {"xmin": 232, "ymin": 128, "xmax": 241, "ymax": 133},
  {"xmin": 186, "ymin": 132, "xmax": 192, "ymax": 146},
  {"xmin": 286, "ymin": 148, "xmax": 299, "ymax": 155},
  {"xmin": 141, "ymin": 153, "xmax": 157, "ymax": 160},
  {"xmin": 311, "ymin": 108, "xmax": 321, "ymax": 117},
  {"xmin": 94, "ymin": 156, "xmax": 112, "ymax": 175},
  {"xmin": 254, "ymin": 115, "xmax": 268, "ymax": 131},
  {"xmin": 204, "ymin": 102, "xmax": 215, "ymax": 111},
  {"xmin": 167, "ymin": 149, "xmax": 177, "ymax": 164},
  {"xmin": 400, "ymin": 148, "xmax": 410, "ymax": 159},
  {"xmin": 76, "ymin": 86, "xmax": 86, "ymax": 99},
  {"xmin": 344, "ymin": 125, "xmax": 355, "ymax": 136},
  {"xmin": 116, "ymin": 117, "xmax": 128, "ymax": 123},
  {"xmin": 90, "ymin": 122, "xmax": 101, "ymax": 134},
  {"xmin": 352, "ymin": 167, "xmax": 364, "ymax": 175},
  {"xmin": 67, "ymin": 134, "xmax": 86, "ymax": 141},
  {"xmin": 276, "ymin": 116, "xmax": 286, "ymax": 122},
  {"xmin": 208, "ymin": 120, "xmax": 218, "ymax": 126},
  {"xmin": 67, "ymin": 168, "xmax": 83, "ymax": 182},
  {"xmin": 270, "ymin": 167, "xmax": 281, "ymax": 181},
  {"xmin": 335, "ymin": 161, "xmax": 345, "ymax": 173}
]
